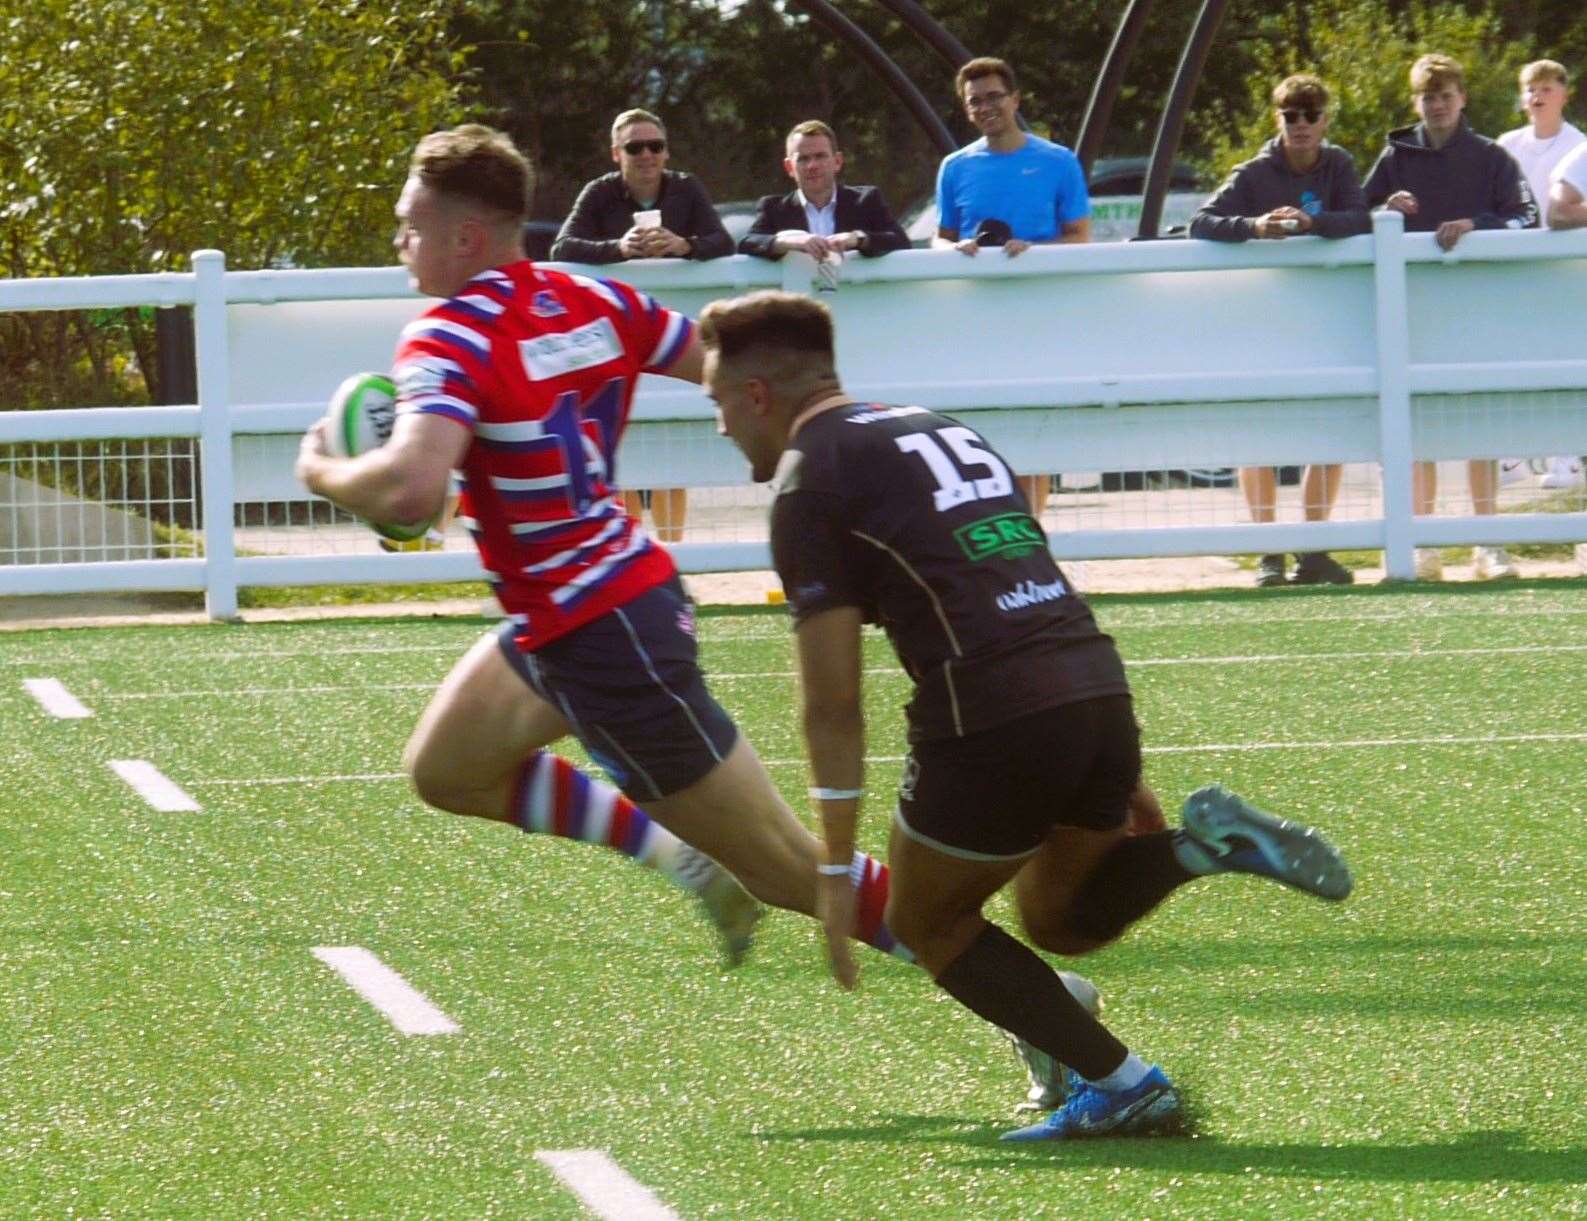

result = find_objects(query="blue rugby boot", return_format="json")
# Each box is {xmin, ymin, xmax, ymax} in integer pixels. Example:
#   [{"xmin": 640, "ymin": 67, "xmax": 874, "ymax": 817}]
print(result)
[
  {"xmin": 1180, "ymin": 784, "xmax": 1353, "ymax": 902},
  {"xmin": 1001, "ymin": 1065, "xmax": 1181, "ymax": 1141}
]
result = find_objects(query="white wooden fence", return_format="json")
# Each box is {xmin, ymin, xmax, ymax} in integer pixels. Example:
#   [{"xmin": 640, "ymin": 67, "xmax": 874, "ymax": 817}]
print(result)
[{"xmin": 3, "ymin": 210, "xmax": 1586, "ymax": 619}]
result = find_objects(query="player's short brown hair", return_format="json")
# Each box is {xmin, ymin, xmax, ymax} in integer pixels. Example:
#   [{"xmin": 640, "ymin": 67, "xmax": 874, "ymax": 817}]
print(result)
[
  {"xmin": 611, "ymin": 108, "xmax": 666, "ymax": 145},
  {"xmin": 956, "ymin": 56, "xmax": 1016, "ymax": 98},
  {"xmin": 1411, "ymin": 54, "xmax": 1465, "ymax": 95},
  {"xmin": 1273, "ymin": 74, "xmax": 1329, "ymax": 111},
  {"xmin": 410, "ymin": 125, "xmax": 531, "ymax": 220},
  {"xmin": 1520, "ymin": 59, "xmax": 1568, "ymax": 88},
  {"xmin": 786, "ymin": 120, "xmax": 839, "ymax": 153},
  {"xmin": 698, "ymin": 292, "xmax": 835, "ymax": 368}
]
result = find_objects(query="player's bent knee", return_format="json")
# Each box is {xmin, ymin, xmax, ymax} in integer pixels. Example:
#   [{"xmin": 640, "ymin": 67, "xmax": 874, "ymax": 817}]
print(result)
[{"xmin": 1021, "ymin": 908, "xmax": 1108, "ymax": 957}]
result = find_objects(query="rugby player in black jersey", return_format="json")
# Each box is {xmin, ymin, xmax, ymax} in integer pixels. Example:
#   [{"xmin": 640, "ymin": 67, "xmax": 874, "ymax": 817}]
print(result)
[{"xmin": 699, "ymin": 290, "xmax": 1354, "ymax": 1141}]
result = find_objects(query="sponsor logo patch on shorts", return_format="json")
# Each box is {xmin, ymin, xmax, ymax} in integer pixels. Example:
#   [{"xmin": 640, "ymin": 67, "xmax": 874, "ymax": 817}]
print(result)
[
  {"xmin": 954, "ymin": 511, "xmax": 1045, "ymax": 562},
  {"xmin": 995, "ymin": 577, "xmax": 1070, "ymax": 612}
]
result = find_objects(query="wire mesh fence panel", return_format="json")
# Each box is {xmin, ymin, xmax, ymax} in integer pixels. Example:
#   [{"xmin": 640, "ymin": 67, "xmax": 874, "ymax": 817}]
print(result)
[
  {"xmin": 0, "ymin": 438, "xmax": 198, "ymax": 565},
  {"xmin": 1415, "ymin": 390, "xmax": 1587, "ymax": 518}
]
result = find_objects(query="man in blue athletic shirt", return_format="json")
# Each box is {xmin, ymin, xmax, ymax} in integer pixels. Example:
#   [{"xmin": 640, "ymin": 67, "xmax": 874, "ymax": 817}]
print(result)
[
  {"xmin": 933, "ymin": 56, "xmax": 1089, "ymax": 512},
  {"xmin": 933, "ymin": 56, "xmax": 1091, "ymax": 259}
]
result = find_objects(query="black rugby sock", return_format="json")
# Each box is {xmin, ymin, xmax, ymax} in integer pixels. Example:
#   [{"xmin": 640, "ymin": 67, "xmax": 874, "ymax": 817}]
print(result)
[
  {"xmin": 935, "ymin": 922, "xmax": 1126, "ymax": 1080},
  {"xmin": 1067, "ymin": 831, "xmax": 1196, "ymax": 945}
]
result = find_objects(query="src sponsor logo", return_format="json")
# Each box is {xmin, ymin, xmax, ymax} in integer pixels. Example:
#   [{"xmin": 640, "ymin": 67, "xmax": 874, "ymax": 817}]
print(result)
[
  {"xmin": 954, "ymin": 511, "xmax": 1045, "ymax": 562},
  {"xmin": 995, "ymin": 577, "xmax": 1070, "ymax": 612}
]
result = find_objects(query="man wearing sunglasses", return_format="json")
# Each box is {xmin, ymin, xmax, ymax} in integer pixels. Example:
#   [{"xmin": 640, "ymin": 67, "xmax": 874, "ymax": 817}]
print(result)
[
  {"xmin": 550, "ymin": 108, "xmax": 733, "ymax": 266},
  {"xmin": 552, "ymin": 108, "xmax": 732, "ymax": 541},
  {"xmin": 1189, "ymin": 74, "xmax": 1369, "ymax": 590}
]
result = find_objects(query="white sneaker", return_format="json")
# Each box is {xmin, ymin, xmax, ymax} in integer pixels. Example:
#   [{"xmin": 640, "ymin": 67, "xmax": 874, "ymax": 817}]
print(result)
[
  {"xmin": 1497, "ymin": 458, "xmax": 1533, "ymax": 487},
  {"xmin": 1473, "ymin": 545, "xmax": 1518, "ymax": 580},
  {"xmin": 1539, "ymin": 457, "xmax": 1585, "ymax": 490},
  {"xmin": 1414, "ymin": 548, "xmax": 1444, "ymax": 581}
]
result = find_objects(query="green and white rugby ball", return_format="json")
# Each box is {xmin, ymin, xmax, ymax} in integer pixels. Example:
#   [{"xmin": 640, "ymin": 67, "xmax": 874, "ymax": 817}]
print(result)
[{"xmin": 323, "ymin": 371, "xmax": 434, "ymax": 543}]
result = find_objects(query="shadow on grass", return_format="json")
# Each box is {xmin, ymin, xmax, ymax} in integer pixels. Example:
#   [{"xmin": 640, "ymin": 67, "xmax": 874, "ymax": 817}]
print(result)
[{"xmin": 756, "ymin": 1121, "xmax": 1585, "ymax": 1185}]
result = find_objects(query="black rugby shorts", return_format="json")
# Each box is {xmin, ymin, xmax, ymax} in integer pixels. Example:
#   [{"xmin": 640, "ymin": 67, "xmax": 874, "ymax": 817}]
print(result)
[
  {"xmin": 895, "ymin": 695, "xmax": 1141, "ymax": 859},
  {"xmin": 497, "ymin": 577, "xmax": 739, "ymax": 801}
]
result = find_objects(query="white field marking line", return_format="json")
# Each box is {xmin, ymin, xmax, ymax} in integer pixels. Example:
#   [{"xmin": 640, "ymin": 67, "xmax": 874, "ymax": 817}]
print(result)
[
  {"xmin": 535, "ymin": 1150, "xmax": 680, "ymax": 1221},
  {"xmin": 310, "ymin": 946, "xmax": 460, "ymax": 1036},
  {"xmin": 7, "ymin": 598, "xmax": 1587, "ymax": 668},
  {"xmin": 187, "ymin": 772, "xmax": 407, "ymax": 787},
  {"xmin": 185, "ymin": 729, "xmax": 1587, "ymax": 789},
  {"xmin": 94, "ymin": 640, "xmax": 1587, "ymax": 703},
  {"xmin": 108, "ymin": 760, "xmax": 200, "ymax": 811},
  {"xmin": 22, "ymin": 678, "xmax": 93, "ymax": 718}
]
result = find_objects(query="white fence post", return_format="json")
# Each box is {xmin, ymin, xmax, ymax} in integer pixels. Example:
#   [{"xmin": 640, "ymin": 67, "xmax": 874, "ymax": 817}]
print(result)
[
  {"xmin": 1372, "ymin": 210, "xmax": 1416, "ymax": 581},
  {"xmin": 192, "ymin": 249, "xmax": 239, "ymax": 620}
]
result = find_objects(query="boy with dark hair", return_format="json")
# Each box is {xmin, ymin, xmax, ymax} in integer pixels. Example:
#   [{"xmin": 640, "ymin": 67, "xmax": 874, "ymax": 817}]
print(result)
[{"xmin": 1191, "ymin": 73, "xmax": 1369, "ymax": 588}]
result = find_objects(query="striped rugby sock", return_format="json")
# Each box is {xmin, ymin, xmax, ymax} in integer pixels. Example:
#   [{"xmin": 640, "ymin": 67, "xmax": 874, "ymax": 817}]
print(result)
[
  {"xmin": 844, "ymin": 851, "xmax": 915, "ymax": 963},
  {"xmin": 511, "ymin": 752, "xmax": 717, "ymax": 895}
]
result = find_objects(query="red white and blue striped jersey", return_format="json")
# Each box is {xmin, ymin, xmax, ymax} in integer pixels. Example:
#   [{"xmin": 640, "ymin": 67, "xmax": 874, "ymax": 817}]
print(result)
[{"xmin": 391, "ymin": 261, "xmax": 694, "ymax": 649}]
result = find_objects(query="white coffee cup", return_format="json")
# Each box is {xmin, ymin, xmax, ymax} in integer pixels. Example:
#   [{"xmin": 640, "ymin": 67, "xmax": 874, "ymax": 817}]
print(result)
[{"xmin": 634, "ymin": 209, "xmax": 662, "ymax": 229}]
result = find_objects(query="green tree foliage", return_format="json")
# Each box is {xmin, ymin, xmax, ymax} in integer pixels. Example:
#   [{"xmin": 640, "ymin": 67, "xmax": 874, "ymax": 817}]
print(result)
[
  {"xmin": 1203, "ymin": 3, "xmax": 1535, "ymax": 184},
  {"xmin": 0, "ymin": 0, "xmax": 461, "ymax": 405},
  {"xmin": 456, "ymin": 0, "xmax": 1246, "ymax": 223}
]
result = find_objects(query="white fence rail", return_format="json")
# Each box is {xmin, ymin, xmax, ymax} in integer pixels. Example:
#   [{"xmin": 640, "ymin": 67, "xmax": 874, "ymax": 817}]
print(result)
[{"xmin": 3, "ymin": 210, "xmax": 1586, "ymax": 619}]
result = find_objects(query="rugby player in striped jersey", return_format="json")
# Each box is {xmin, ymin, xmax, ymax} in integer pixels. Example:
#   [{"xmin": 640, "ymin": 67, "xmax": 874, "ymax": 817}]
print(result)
[{"xmin": 295, "ymin": 125, "xmax": 916, "ymax": 974}]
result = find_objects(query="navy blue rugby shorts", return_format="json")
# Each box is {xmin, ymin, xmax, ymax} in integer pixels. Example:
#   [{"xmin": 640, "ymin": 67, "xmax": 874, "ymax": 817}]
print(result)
[
  {"xmin": 895, "ymin": 695, "xmax": 1141, "ymax": 859},
  {"xmin": 496, "ymin": 577, "xmax": 739, "ymax": 802}
]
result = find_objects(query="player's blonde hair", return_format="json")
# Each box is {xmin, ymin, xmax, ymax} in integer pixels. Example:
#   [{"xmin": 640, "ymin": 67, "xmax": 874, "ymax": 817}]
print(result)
[
  {"xmin": 410, "ymin": 125, "xmax": 531, "ymax": 220},
  {"xmin": 699, "ymin": 292, "xmax": 837, "ymax": 384}
]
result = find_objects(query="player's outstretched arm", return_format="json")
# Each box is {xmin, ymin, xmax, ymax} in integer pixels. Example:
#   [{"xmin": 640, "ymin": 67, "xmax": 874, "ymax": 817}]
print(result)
[
  {"xmin": 661, "ymin": 333, "xmax": 706, "ymax": 385},
  {"xmin": 298, "ymin": 413, "xmax": 465, "ymax": 527},
  {"xmin": 795, "ymin": 605, "xmax": 868, "ymax": 990}
]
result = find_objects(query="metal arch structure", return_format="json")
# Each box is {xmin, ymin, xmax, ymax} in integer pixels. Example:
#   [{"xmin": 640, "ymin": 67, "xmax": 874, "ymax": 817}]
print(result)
[{"xmin": 776, "ymin": 0, "xmax": 1230, "ymax": 236}]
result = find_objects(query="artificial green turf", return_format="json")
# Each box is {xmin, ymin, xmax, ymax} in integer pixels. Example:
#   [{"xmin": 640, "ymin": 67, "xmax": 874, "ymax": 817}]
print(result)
[{"xmin": 2, "ymin": 584, "xmax": 1586, "ymax": 1216}]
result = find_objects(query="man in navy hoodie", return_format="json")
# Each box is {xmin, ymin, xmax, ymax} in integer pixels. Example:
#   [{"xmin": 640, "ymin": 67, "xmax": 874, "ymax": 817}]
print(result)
[
  {"xmin": 1365, "ymin": 53, "xmax": 1539, "ymax": 582},
  {"xmin": 1192, "ymin": 74, "xmax": 1368, "ymax": 589}
]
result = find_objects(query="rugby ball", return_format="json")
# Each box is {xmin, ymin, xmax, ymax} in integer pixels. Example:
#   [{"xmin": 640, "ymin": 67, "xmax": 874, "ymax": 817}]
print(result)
[{"xmin": 322, "ymin": 371, "xmax": 434, "ymax": 543}]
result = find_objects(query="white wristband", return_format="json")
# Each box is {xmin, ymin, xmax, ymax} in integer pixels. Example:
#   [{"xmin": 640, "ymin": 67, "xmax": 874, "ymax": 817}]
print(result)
[
  {"xmin": 808, "ymin": 786, "xmax": 863, "ymax": 801},
  {"xmin": 816, "ymin": 862, "xmax": 852, "ymax": 876}
]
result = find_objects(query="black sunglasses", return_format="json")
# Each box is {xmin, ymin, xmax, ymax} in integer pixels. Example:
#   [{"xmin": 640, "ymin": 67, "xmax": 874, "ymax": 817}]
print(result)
[
  {"xmin": 1280, "ymin": 108, "xmax": 1324, "ymax": 125},
  {"xmin": 622, "ymin": 139, "xmax": 667, "ymax": 155}
]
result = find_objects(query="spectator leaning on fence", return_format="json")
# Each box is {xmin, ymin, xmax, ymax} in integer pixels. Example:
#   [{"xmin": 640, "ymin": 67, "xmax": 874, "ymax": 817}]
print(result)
[
  {"xmin": 739, "ymin": 120, "xmax": 910, "ymax": 264},
  {"xmin": 1189, "ymin": 73, "xmax": 1368, "ymax": 589},
  {"xmin": 550, "ymin": 109, "xmax": 733, "ymax": 265},
  {"xmin": 1498, "ymin": 60, "xmax": 1587, "ymax": 493},
  {"xmin": 552, "ymin": 109, "xmax": 730, "ymax": 543},
  {"xmin": 1365, "ymin": 53, "xmax": 1539, "ymax": 582},
  {"xmin": 933, "ymin": 56, "xmax": 1089, "ymax": 515}
]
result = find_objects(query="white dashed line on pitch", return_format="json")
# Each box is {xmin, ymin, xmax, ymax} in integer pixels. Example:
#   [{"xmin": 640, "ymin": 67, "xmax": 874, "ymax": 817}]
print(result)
[
  {"xmin": 108, "ymin": 760, "xmax": 200, "ymax": 811},
  {"xmin": 310, "ymin": 946, "xmax": 460, "ymax": 1036},
  {"xmin": 536, "ymin": 1150, "xmax": 680, "ymax": 1221},
  {"xmin": 22, "ymin": 678, "xmax": 93, "ymax": 719}
]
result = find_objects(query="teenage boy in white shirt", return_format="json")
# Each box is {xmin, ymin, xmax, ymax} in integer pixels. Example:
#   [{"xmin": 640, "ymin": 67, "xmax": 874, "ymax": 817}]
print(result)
[{"xmin": 1499, "ymin": 60, "xmax": 1586, "ymax": 491}]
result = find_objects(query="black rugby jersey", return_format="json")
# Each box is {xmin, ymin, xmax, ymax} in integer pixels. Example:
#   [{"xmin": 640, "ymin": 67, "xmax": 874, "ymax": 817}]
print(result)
[{"xmin": 770, "ymin": 402, "xmax": 1129, "ymax": 743}]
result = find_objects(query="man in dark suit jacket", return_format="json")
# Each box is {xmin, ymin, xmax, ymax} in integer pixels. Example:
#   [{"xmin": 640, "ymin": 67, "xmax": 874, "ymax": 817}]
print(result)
[{"xmin": 739, "ymin": 121, "xmax": 910, "ymax": 259}]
